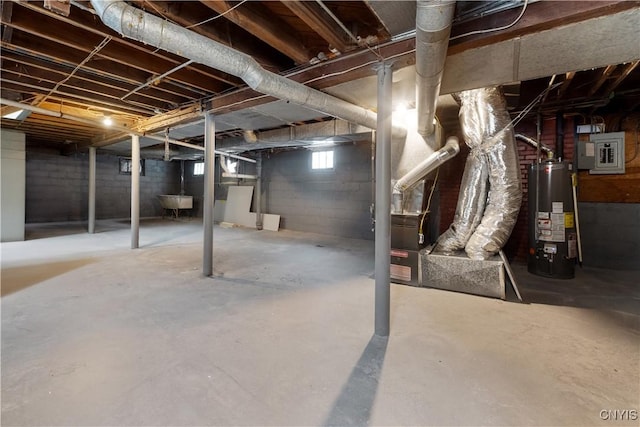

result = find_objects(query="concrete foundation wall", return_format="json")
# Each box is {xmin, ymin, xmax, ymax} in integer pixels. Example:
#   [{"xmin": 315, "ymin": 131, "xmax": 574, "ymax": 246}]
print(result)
[
  {"xmin": 26, "ymin": 151, "xmax": 180, "ymax": 223},
  {"xmin": 578, "ymin": 202, "xmax": 640, "ymax": 270},
  {"xmin": 263, "ymin": 143, "xmax": 373, "ymax": 240},
  {"xmin": 1, "ymin": 130, "xmax": 26, "ymax": 242}
]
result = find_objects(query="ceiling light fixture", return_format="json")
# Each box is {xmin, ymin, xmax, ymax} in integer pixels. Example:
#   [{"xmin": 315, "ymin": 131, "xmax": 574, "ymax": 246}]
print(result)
[
  {"xmin": 102, "ymin": 115, "xmax": 113, "ymax": 126},
  {"xmin": 2, "ymin": 109, "xmax": 31, "ymax": 120}
]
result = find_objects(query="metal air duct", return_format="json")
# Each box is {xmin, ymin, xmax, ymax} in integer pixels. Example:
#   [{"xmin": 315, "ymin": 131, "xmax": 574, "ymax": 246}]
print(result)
[
  {"xmin": 89, "ymin": 0, "xmax": 405, "ymax": 137},
  {"xmin": 415, "ymin": 0, "xmax": 456, "ymax": 138},
  {"xmin": 392, "ymin": 136, "xmax": 459, "ymax": 212}
]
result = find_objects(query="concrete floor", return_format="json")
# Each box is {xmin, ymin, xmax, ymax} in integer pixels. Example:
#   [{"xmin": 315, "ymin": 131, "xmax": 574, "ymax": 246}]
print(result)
[{"xmin": 1, "ymin": 219, "xmax": 638, "ymax": 426}]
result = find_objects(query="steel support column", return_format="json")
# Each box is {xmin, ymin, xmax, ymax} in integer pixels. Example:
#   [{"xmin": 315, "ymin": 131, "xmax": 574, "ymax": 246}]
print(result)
[
  {"xmin": 374, "ymin": 62, "xmax": 393, "ymax": 337},
  {"xmin": 203, "ymin": 112, "xmax": 215, "ymax": 276},
  {"xmin": 88, "ymin": 146, "xmax": 96, "ymax": 234},
  {"xmin": 131, "ymin": 134, "xmax": 140, "ymax": 249},
  {"xmin": 256, "ymin": 152, "xmax": 263, "ymax": 230}
]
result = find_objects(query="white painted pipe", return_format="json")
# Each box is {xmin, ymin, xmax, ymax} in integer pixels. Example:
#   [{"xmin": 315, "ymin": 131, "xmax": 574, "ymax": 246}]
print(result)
[{"xmin": 222, "ymin": 173, "xmax": 257, "ymax": 180}]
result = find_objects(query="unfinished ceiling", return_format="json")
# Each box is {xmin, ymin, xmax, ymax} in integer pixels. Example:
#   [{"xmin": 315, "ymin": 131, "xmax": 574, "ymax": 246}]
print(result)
[{"xmin": 1, "ymin": 1, "xmax": 639, "ymax": 155}]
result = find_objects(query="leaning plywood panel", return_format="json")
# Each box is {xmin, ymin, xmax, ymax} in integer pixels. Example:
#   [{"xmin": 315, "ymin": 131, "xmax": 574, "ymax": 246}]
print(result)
[
  {"xmin": 223, "ymin": 186, "xmax": 254, "ymax": 224},
  {"xmin": 263, "ymin": 214, "xmax": 281, "ymax": 232}
]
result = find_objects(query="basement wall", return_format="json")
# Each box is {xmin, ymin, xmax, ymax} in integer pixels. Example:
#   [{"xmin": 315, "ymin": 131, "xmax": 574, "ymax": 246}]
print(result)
[
  {"xmin": 184, "ymin": 143, "xmax": 373, "ymax": 240},
  {"xmin": 263, "ymin": 142, "xmax": 373, "ymax": 240},
  {"xmin": 26, "ymin": 149, "xmax": 180, "ymax": 223},
  {"xmin": 1, "ymin": 130, "xmax": 26, "ymax": 242},
  {"xmin": 184, "ymin": 158, "xmax": 256, "ymax": 218}
]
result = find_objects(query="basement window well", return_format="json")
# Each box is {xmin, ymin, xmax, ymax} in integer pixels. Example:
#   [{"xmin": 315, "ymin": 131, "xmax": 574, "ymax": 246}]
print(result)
[
  {"xmin": 193, "ymin": 162, "xmax": 204, "ymax": 176},
  {"xmin": 312, "ymin": 150, "xmax": 334, "ymax": 170}
]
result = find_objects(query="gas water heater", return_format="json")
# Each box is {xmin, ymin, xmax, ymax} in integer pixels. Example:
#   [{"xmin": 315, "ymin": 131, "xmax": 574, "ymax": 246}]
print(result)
[{"xmin": 528, "ymin": 160, "xmax": 577, "ymax": 279}]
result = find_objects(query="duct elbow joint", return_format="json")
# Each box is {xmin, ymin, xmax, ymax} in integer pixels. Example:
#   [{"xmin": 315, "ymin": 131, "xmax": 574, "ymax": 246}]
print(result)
[
  {"xmin": 392, "ymin": 191, "xmax": 403, "ymax": 214},
  {"xmin": 442, "ymin": 136, "xmax": 460, "ymax": 157}
]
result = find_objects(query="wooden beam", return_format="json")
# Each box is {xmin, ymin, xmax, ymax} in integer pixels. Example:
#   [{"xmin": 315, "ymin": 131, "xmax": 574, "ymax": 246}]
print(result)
[
  {"xmin": 0, "ymin": 79, "xmax": 155, "ymax": 116},
  {"xmin": 13, "ymin": 0, "xmax": 242, "ymax": 89},
  {"xmin": 283, "ymin": 1, "xmax": 351, "ymax": 53},
  {"xmin": 448, "ymin": 1, "xmax": 640, "ymax": 55},
  {"xmin": 1, "ymin": 66, "xmax": 168, "ymax": 112},
  {"xmin": 1, "ymin": 0, "xmax": 13, "ymax": 43},
  {"xmin": 200, "ymin": 0, "xmax": 312, "ymax": 64},
  {"xmin": 134, "ymin": 0, "xmax": 287, "ymax": 73},
  {"xmin": 7, "ymin": 4, "xmax": 229, "ymax": 94},
  {"xmin": 603, "ymin": 60, "xmax": 640, "ymax": 97},
  {"xmin": 557, "ymin": 71, "xmax": 576, "ymax": 98},
  {"xmin": 588, "ymin": 65, "xmax": 618, "ymax": 97},
  {"xmin": 2, "ymin": 53, "xmax": 188, "ymax": 106},
  {"xmin": 1, "ymin": 40, "xmax": 206, "ymax": 101},
  {"xmin": 1, "ymin": 62, "xmax": 180, "ymax": 114}
]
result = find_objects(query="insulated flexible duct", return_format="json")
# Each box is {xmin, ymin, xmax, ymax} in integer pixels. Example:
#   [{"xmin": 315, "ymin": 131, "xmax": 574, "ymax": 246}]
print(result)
[
  {"xmin": 437, "ymin": 149, "xmax": 489, "ymax": 252},
  {"xmin": 439, "ymin": 87, "xmax": 522, "ymax": 259}
]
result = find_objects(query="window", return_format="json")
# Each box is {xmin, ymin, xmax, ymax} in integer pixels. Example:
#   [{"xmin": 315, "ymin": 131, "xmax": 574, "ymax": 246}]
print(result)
[
  {"xmin": 119, "ymin": 158, "xmax": 145, "ymax": 176},
  {"xmin": 193, "ymin": 162, "xmax": 204, "ymax": 176},
  {"xmin": 312, "ymin": 150, "xmax": 334, "ymax": 170}
]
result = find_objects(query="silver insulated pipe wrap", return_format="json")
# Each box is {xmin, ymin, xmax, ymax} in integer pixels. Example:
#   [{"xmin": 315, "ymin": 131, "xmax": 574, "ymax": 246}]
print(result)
[
  {"xmin": 438, "ymin": 86, "xmax": 522, "ymax": 260},
  {"xmin": 416, "ymin": 0, "xmax": 456, "ymax": 138},
  {"xmin": 89, "ymin": 0, "xmax": 395, "ymax": 134}
]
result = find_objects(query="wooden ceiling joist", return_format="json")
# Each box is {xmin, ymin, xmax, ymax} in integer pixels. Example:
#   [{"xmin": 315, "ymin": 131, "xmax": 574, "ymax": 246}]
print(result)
[
  {"xmin": 588, "ymin": 65, "xmax": 618, "ymax": 97},
  {"xmin": 200, "ymin": 0, "xmax": 312, "ymax": 64},
  {"xmin": 283, "ymin": 1, "xmax": 351, "ymax": 53},
  {"xmin": 603, "ymin": 61, "xmax": 640, "ymax": 97},
  {"xmin": 13, "ymin": 0, "xmax": 242, "ymax": 89},
  {"xmin": 557, "ymin": 71, "xmax": 576, "ymax": 99},
  {"xmin": 133, "ymin": 0, "xmax": 288, "ymax": 73},
  {"xmin": 4, "ymin": 13, "xmax": 227, "ymax": 96}
]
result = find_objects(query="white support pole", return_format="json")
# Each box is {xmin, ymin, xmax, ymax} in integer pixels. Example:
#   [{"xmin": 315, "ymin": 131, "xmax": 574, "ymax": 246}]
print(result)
[
  {"xmin": 131, "ymin": 134, "xmax": 140, "ymax": 249},
  {"xmin": 88, "ymin": 146, "xmax": 96, "ymax": 234},
  {"xmin": 374, "ymin": 62, "xmax": 393, "ymax": 337},
  {"xmin": 203, "ymin": 112, "xmax": 215, "ymax": 276}
]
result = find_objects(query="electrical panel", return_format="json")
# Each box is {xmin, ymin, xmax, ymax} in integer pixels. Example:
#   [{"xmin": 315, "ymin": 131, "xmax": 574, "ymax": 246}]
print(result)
[{"xmin": 577, "ymin": 132, "xmax": 625, "ymax": 174}]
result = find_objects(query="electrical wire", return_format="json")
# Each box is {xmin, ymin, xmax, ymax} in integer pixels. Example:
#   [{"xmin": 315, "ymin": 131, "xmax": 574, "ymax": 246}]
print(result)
[
  {"xmin": 419, "ymin": 169, "xmax": 439, "ymax": 238},
  {"xmin": 450, "ymin": 0, "xmax": 528, "ymax": 41},
  {"xmin": 142, "ymin": 1, "xmax": 178, "ymax": 26},
  {"xmin": 186, "ymin": 0, "xmax": 249, "ymax": 29},
  {"xmin": 40, "ymin": 36, "xmax": 113, "ymax": 107}
]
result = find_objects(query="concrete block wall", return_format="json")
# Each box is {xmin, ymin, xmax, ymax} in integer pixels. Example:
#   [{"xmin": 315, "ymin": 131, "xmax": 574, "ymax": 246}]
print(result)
[
  {"xmin": 184, "ymin": 159, "xmax": 246, "ymax": 217},
  {"xmin": 1, "ymin": 130, "xmax": 26, "ymax": 241},
  {"xmin": 263, "ymin": 143, "xmax": 373, "ymax": 240},
  {"xmin": 26, "ymin": 150, "xmax": 180, "ymax": 223}
]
